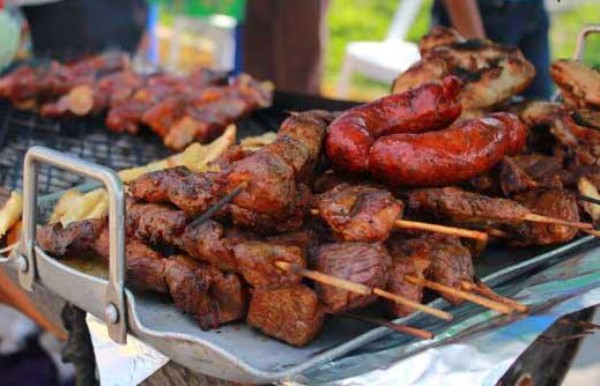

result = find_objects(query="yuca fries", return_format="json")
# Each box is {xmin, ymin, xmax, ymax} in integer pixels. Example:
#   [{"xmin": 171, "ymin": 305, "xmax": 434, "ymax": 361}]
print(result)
[
  {"xmin": 118, "ymin": 124, "xmax": 237, "ymax": 181},
  {"xmin": 578, "ymin": 177, "xmax": 600, "ymax": 223},
  {"xmin": 240, "ymin": 131, "xmax": 277, "ymax": 150},
  {"xmin": 50, "ymin": 125, "xmax": 238, "ymax": 224},
  {"xmin": 56, "ymin": 189, "xmax": 107, "ymax": 226},
  {"xmin": 0, "ymin": 191, "xmax": 23, "ymax": 238},
  {"xmin": 49, "ymin": 189, "xmax": 83, "ymax": 223}
]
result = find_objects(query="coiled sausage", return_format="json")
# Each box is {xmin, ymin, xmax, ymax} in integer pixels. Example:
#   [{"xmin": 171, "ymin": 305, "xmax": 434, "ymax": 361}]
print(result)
[
  {"xmin": 325, "ymin": 76, "xmax": 462, "ymax": 174},
  {"xmin": 368, "ymin": 112, "xmax": 527, "ymax": 187}
]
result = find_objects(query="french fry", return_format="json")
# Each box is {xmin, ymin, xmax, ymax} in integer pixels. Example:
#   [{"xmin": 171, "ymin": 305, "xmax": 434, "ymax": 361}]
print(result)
[
  {"xmin": 118, "ymin": 124, "xmax": 237, "ymax": 181},
  {"xmin": 59, "ymin": 189, "xmax": 107, "ymax": 225},
  {"xmin": 84, "ymin": 194, "xmax": 109, "ymax": 220},
  {"xmin": 240, "ymin": 131, "xmax": 277, "ymax": 150},
  {"xmin": 0, "ymin": 191, "xmax": 23, "ymax": 238},
  {"xmin": 578, "ymin": 177, "xmax": 600, "ymax": 223},
  {"xmin": 50, "ymin": 124, "xmax": 238, "ymax": 225},
  {"xmin": 49, "ymin": 189, "xmax": 83, "ymax": 223}
]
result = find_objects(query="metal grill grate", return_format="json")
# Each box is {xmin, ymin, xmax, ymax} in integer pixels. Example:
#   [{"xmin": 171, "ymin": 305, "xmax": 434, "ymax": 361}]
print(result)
[
  {"xmin": 0, "ymin": 91, "xmax": 356, "ymax": 195},
  {"xmin": 0, "ymin": 101, "xmax": 170, "ymax": 194}
]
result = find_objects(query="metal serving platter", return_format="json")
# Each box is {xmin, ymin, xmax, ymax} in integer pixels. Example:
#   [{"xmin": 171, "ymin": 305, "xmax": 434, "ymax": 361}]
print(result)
[{"xmin": 4, "ymin": 165, "xmax": 595, "ymax": 384}]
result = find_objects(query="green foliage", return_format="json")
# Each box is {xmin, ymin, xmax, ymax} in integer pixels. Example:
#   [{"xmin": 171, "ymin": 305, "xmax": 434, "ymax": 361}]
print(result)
[{"xmin": 550, "ymin": 3, "xmax": 600, "ymax": 67}]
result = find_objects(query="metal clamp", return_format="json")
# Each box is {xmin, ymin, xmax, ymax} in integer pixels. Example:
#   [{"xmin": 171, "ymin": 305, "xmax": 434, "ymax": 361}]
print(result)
[
  {"xmin": 19, "ymin": 146, "xmax": 127, "ymax": 344},
  {"xmin": 573, "ymin": 25, "xmax": 600, "ymax": 60}
]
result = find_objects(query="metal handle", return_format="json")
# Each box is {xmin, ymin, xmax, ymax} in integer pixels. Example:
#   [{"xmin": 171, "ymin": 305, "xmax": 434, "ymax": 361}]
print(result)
[
  {"xmin": 19, "ymin": 146, "xmax": 127, "ymax": 343},
  {"xmin": 551, "ymin": 24, "xmax": 600, "ymax": 103},
  {"xmin": 573, "ymin": 25, "xmax": 600, "ymax": 60}
]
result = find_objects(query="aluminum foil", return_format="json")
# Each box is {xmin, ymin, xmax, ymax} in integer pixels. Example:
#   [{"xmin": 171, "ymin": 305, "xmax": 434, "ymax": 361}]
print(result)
[
  {"xmin": 86, "ymin": 314, "xmax": 169, "ymax": 386},
  {"xmin": 284, "ymin": 244, "xmax": 600, "ymax": 386}
]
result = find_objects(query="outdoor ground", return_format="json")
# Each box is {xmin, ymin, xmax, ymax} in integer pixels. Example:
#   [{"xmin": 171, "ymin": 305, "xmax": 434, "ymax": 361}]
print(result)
[
  {"xmin": 563, "ymin": 309, "xmax": 600, "ymax": 386},
  {"xmin": 323, "ymin": 0, "xmax": 600, "ymax": 100}
]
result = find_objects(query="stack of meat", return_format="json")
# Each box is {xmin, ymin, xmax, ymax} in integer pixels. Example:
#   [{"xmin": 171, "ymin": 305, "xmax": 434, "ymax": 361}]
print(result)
[
  {"xmin": 34, "ymin": 28, "xmax": 600, "ymax": 347},
  {"xmin": 0, "ymin": 52, "xmax": 273, "ymax": 150}
]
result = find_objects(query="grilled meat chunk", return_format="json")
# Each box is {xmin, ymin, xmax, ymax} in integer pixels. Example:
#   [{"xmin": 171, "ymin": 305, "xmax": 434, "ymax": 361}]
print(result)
[
  {"xmin": 385, "ymin": 234, "xmax": 431, "ymax": 317},
  {"xmin": 93, "ymin": 225, "xmax": 168, "ymax": 293},
  {"xmin": 315, "ymin": 183, "xmax": 403, "ymax": 242},
  {"xmin": 427, "ymin": 235, "xmax": 474, "ymax": 304},
  {"xmin": 128, "ymin": 167, "xmax": 217, "ymax": 216},
  {"xmin": 406, "ymin": 187, "xmax": 532, "ymax": 229},
  {"xmin": 164, "ymin": 255, "xmax": 221, "ymax": 329},
  {"xmin": 247, "ymin": 285, "xmax": 324, "ymax": 347},
  {"xmin": 126, "ymin": 201, "xmax": 188, "ymax": 245},
  {"xmin": 37, "ymin": 218, "xmax": 104, "ymax": 258},
  {"xmin": 164, "ymin": 255, "xmax": 247, "ymax": 329},
  {"xmin": 232, "ymin": 241, "xmax": 305, "ymax": 289},
  {"xmin": 313, "ymin": 242, "xmax": 390, "ymax": 313},
  {"xmin": 179, "ymin": 220, "xmax": 250, "ymax": 272},
  {"xmin": 510, "ymin": 189, "xmax": 579, "ymax": 246}
]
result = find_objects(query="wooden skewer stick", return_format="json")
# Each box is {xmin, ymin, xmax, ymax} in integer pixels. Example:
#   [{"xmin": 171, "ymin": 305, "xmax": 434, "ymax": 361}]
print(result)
[
  {"xmin": 338, "ymin": 313, "xmax": 434, "ymax": 340},
  {"xmin": 577, "ymin": 194, "xmax": 600, "ymax": 206},
  {"xmin": 522, "ymin": 214, "xmax": 593, "ymax": 230},
  {"xmin": 583, "ymin": 229, "xmax": 600, "ymax": 238},
  {"xmin": 308, "ymin": 209, "xmax": 488, "ymax": 241},
  {"xmin": 0, "ymin": 243, "xmax": 17, "ymax": 255},
  {"xmin": 393, "ymin": 219, "xmax": 489, "ymax": 242},
  {"xmin": 460, "ymin": 280, "xmax": 528, "ymax": 313},
  {"xmin": 487, "ymin": 229, "xmax": 510, "ymax": 239},
  {"xmin": 274, "ymin": 261, "xmax": 453, "ymax": 321},
  {"xmin": 405, "ymin": 276, "xmax": 514, "ymax": 315}
]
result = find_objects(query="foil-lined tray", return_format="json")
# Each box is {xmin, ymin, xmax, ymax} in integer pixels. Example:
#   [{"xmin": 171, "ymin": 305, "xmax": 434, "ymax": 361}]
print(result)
[{"xmin": 8, "ymin": 183, "xmax": 595, "ymax": 384}]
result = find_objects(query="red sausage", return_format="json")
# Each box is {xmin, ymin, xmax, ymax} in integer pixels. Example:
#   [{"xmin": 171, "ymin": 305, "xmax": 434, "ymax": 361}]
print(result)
[
  {"xmin": 368, "ymin": 112, "xmax": 527, "ymax": 187},
  {"xmin": 325, "ymin": 76, "xmax": 462, "ymax": 174}
]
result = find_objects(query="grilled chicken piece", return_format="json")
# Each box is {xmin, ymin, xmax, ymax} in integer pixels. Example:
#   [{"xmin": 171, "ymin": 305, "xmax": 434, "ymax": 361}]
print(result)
[
  {"xmin": 510, "ymin": 189, "xmax": 579, "ymax": 246},
  {"xmin": 551, "ymin": 59, "xmax": 600, "ymax": 109},
  {"xmin": 315, "ymin": 183, "xmax": 403, "ymax": 242},
  {"xmin": 247, "ymin": 284, "xmax": 324, "ymax": 347},
  {"xmin": 232, "ymin": 241, "xmax": 305, "ymax": 289},
  {"xmin": 418, "ymin": 25, "xmax": 464, "ymax": 55},
  {"xmin": 313, "ymin": 242, "xmax": 390, "ymax": 313},
  {"xmin": 393, "ymin": 27, "xmax": 535, "ymax": 111},
  {"xmin": 385, "ymin": 234, "xmax": 431, "ymax": 317}
]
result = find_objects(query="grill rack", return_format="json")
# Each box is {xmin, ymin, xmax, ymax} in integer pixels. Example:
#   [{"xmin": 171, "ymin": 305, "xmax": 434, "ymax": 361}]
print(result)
[{"xmin": 0, "ymin": 91, "xmax": 357, "ymax": 195}]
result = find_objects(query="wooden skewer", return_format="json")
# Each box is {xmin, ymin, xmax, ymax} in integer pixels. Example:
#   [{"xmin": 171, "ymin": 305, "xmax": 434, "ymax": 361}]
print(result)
[
  {"xmin": 338, "ymin": 313, "xmax": 434, "ymax": 340},
  {"xmin": 583, "ymin": 229, "xmax": 600, "ymax": 238},
  {"xmin": 577, "ymin": 194, "xmax": 600, "ymax": 206},
  {"xmin": 274, "ymin": 261, "xmax": 453, "ymax": 321},
  {"xmin": 522, "ymin": 213, "xmax": 593, "ymax": 230},
  {"xmin": 460, "ymin": 280, "xmax": 528, "ymax": 313},
  {"xmin": 0, "ymin": 243, "xmax": 17, "ymax": 255},
  {"xmin": 393, "ymin": 219, "xmax": 488, "ymax": 242},
  {"xmin": 405, "ymin": 276, "xmax": 514, "ymax": 315},
  {"xmin": 308, "ymin": 209, "xmax": 488, "ymax": 241},
  {"xmin": 487, "ymin": 228, "xmax": 510, "ymax": 239}
]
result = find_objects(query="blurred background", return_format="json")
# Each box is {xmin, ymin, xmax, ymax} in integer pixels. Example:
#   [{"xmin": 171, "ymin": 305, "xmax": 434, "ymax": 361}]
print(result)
[{"xmin": 2, "ymin": 0, "xmax": 599, "ymax": 101}]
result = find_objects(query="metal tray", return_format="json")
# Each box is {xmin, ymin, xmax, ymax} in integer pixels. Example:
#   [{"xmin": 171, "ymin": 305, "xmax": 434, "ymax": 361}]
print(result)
[{"xmin": 1, "ymin": 146, "xmax": 597, "ymax": 383}]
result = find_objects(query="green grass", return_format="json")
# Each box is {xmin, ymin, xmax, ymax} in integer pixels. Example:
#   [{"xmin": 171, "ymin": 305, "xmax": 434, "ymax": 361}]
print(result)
[{"xmin": 324, "ymin": 0, "xmax": 600, "ymax": 99}]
